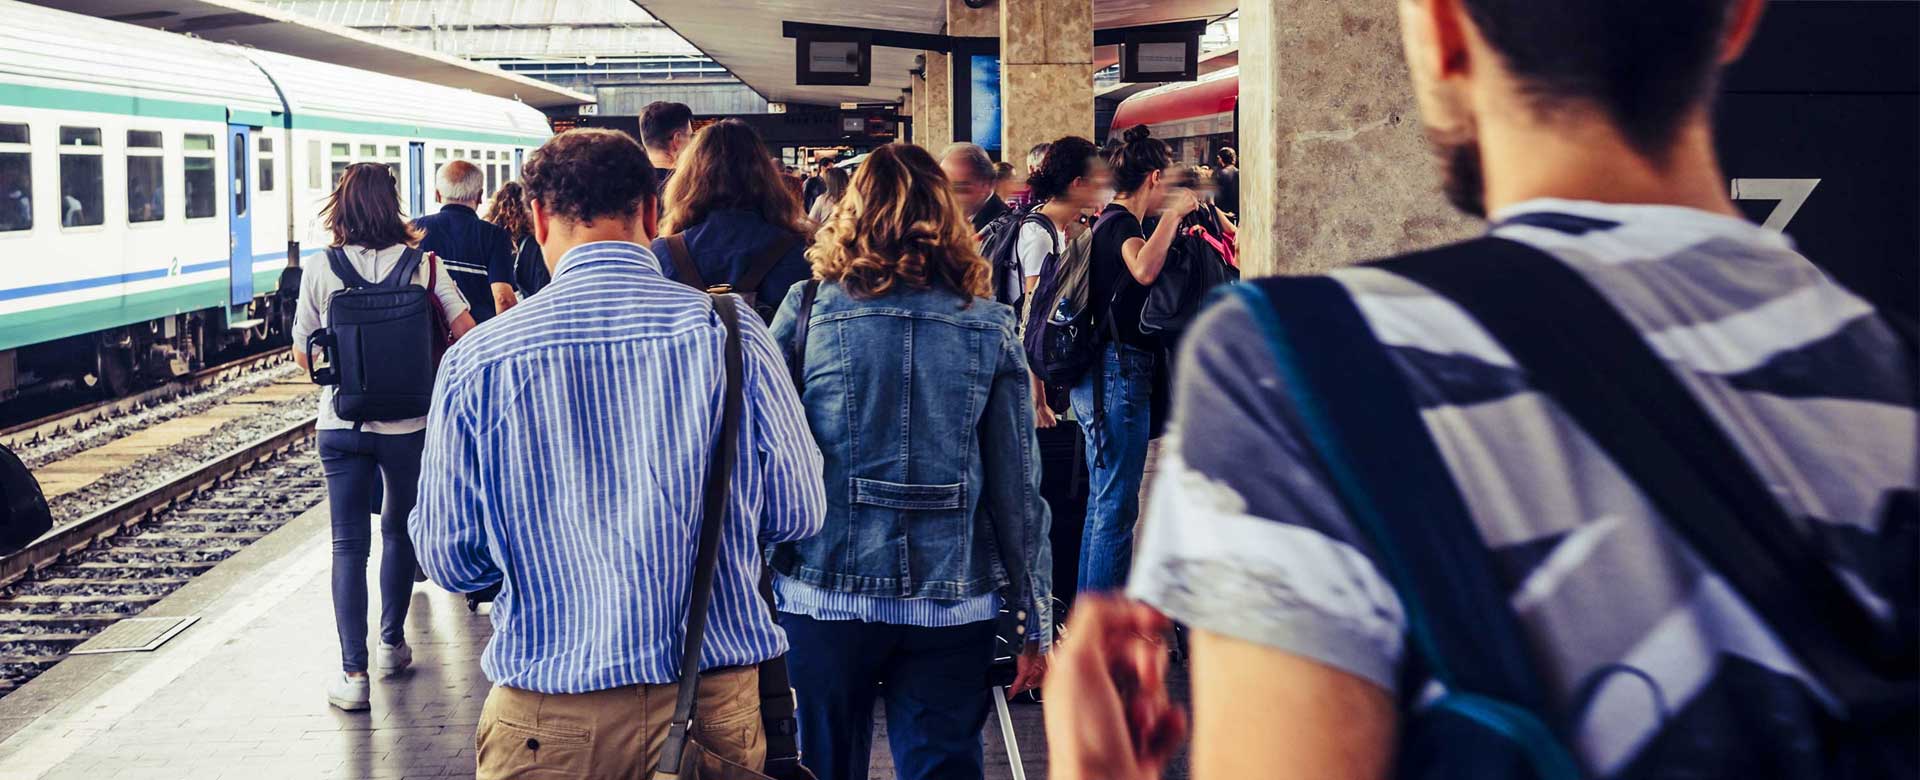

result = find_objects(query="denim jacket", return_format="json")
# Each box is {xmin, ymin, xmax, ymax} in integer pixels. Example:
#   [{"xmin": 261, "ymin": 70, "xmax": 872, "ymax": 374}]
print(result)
[{"xmin": 768, "ymin": 281, "xmax": 1053, "ymax": 635}]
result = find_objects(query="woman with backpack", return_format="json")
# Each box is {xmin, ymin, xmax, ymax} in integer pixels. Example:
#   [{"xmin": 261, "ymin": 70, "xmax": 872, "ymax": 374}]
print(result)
[
  {"xmin": 1074, "ymin": 125, "xmax": 1196, "ymax": 595},
  {"xmin": 766, "ymin": 143, "xmax": 1053, "ymax": 780},
  {"xmin": 1016, "ymin": 136, "xmax": 1114, "ymax": 429},
  {"xmin": 484, "ymin": 181, "xmax": 547, "ymax": 299},
  {"xmin": 290, "ymin": 162, "xmax": 475, "ymax": 712},
  {"xmin": 651, "ymin": 119, "xmax": 812, "ymax": 321}
]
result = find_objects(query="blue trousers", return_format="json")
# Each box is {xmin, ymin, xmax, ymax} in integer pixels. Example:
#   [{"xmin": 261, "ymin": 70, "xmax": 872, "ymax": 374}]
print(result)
[
  {"xmin": 1069, "ymin": 342, "xmax": 1154, "ymax": 594},
  {"xmin": 781, "ymin": 613, "xmax": 996, "ymax": 780},
  {"xmin": 318, "ymin": 429, "xmax": 424, "ymax": 673}
]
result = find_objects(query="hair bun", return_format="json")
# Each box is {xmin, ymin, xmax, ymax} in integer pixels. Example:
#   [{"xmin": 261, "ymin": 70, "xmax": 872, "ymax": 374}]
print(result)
[{"xmin": 1123, "ymin": 124, "xmax": 1153, "ymax": 144}]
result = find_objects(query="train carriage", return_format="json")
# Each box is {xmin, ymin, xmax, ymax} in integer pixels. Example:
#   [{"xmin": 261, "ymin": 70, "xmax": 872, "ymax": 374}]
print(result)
[{"xmin": 0, "ymin": 0, "xmax": 550, "ymax": 403}]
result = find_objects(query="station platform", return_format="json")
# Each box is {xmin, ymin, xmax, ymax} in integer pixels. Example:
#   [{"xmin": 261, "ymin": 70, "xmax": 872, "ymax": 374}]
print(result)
[{"xmin": 0, "ymin": 502, "xmax": 1067, "ymax": 780}]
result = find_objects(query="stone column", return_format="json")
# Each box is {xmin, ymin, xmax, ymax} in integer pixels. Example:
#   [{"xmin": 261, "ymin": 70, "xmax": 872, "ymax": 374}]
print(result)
[
  {"xmin": 1000, "ymin": 0, "xmax": 1094, "ymax": 162},
  {"xmin": 1236, "ymin": 1, "xmax": 1477, "ymax": 277},
  {"xmin": 919, "ymin": 50, "xmax": 954, "ymax": 150}
]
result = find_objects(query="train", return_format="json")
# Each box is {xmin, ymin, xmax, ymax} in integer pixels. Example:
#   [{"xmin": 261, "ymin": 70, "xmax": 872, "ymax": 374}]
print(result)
[
  {"xmin": 1108, "ymin": 66, "xmax": 1238, "ymax": 169},
  {"xmin": 0, "ymin": 0, "xmax": 552, "ymax": 404}
]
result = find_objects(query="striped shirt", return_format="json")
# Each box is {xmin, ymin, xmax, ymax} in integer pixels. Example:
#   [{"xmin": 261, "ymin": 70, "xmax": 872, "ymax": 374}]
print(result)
[
  {"xmin": 1131, "ymin": 199, "xmax": 1916, "ymax": 777},
  {"xmin": 773, "ymin": 578, "xmax": 1000, "ymax": 627},
  {"xmin": 409, "ymin": 240, "xmax": 826, "ymax": 695}
]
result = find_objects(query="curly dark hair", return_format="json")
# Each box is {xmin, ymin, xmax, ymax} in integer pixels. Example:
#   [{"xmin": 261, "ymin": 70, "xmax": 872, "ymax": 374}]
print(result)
[
  {"xmin": 484, "ymin": 180, "xmax": 532, "ymax": 241},
  {"xmin": 520, "ymin": 129, "xmax": 657, "ymax": 226},
  {"xmin": 1027, "ymin": 135, "xmax": 1099, "ymax": 203},
  {"xmin": 1109, "ymin": 124, "xmax": 1172, "ymax": 195}
]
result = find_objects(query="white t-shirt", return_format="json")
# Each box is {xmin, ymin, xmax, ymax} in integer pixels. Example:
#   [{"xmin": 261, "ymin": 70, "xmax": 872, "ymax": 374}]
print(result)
[
  {"xmin": 1015, "ymin": 220, "xmax": 1059, "ymax": 278},
  {"xmin": 292, "ymin": 244, "xmax": 469, "ymax": 434}
]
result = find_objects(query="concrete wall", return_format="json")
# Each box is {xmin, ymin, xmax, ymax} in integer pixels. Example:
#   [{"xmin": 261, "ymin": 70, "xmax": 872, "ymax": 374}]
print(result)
[{"xmin": 1237, "ymin": 1, "xmax": 1477, "ymax": 277}]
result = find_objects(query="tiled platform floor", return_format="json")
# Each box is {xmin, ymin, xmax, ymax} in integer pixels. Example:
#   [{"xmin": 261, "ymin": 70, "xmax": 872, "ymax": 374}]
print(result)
[{"xmin": 0, "ymin": 502, "xmax": 1128, "ymax": 780}]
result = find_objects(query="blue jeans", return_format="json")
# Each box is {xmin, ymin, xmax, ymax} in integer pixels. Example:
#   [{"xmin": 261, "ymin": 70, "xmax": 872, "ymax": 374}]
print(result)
[
  {"xmin": 1070, "ymin": 342, "xmax": 1154, "ymax": 594},
  {"xmin": 781, "ymin": 613, "xmax": 996, "ymax": 780},
  {"xmin": 318, "ymin": 429, "xmax": 424, "ymax": 673}
]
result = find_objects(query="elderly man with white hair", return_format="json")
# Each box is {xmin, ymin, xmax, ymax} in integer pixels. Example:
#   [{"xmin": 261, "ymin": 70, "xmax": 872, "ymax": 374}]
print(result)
[
  {"xmin": 939, "ymin": 142, "xmax": 1010, "ymax": 233},
  {"xmin": 415, "ymin": 159, "xmax": 517, "ymax": 322}
]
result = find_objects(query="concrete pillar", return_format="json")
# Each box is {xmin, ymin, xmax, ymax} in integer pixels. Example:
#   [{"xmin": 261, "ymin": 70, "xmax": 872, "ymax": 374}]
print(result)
[
  {"xmin": 919, "ymin": 50, "xmax": 954, "ymax": 150},
  {"xmin": 1000, "ymin": 0, "xmax": 1094, "ymax": 159},
  {"xmin": 1236, "ymin": 1, "xmax": 1477, "ymax": 277},
  {"xmin": 907, "ymin": 73, "xmax": 926, "ymax": 145}
]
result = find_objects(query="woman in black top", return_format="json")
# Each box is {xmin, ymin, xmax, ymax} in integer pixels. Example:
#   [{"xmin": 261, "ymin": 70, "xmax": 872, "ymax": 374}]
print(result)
[
  {"xmin": 484, "ymin": 181, "xmax": 548, "ymax": 298},
  {"xmin": 1073, "ymin": 125, "xmax": 1197, "ymax": 595}
]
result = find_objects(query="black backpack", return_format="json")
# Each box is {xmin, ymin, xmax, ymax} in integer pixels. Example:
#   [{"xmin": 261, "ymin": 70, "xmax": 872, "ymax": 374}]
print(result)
[
  {"xmin": 1022, "ymin": 215, "xmax": 1104, "ymax": 397},
  {"xmin": 1140, "ymin": 227, "xmax": 1237, "ymax": 337},
  {"xmin": 979, "ymin": 204, "xmax": 1049, "ymax": 311},
  {"xmin": 664, "ymin": 233, "xmax": 799, "ymax": 323},
  {"xmin": 306, "ymin": 247, "xmax": 437, "ymax": 422}
]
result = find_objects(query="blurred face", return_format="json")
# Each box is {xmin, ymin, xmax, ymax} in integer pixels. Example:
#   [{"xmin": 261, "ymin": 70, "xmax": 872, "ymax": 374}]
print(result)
[
  {"xmin": 941, "ymin": 157, "xmax": 992, "ymax": 216},
  {"xmin": 666, "ymin": 124, "xmax": 693, "ymax": 161},
  {"xmin": 996, "ymin": 175, "xmax": 1019, "ymax": 200},
  {"xmin": 1066, "ymin": 158, "xmax": 1114, "ymax": 211}
]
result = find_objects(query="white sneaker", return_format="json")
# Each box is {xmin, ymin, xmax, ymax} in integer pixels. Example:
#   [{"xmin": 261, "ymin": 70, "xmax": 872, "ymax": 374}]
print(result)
[
  {"xmin": 374, "ymin": 641, "xmax": 412, "ymax": 677},
  {"xmin": 328, "ymin": 673, "xmax": 370, "ymax": 711}
]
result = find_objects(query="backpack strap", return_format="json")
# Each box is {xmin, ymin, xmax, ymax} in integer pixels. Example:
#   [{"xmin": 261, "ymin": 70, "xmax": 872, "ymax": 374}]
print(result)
[
  {"xmin": 654, "ymin": 294, "xmax": 746, "ymax": 779},
  {"xmin": 663, "ymin": 234, "xmax": 708, "ymax": 291},
  {"xmin": 735, "ymin": 235, "xmax": 800, "ymax": 298},
  {"xmin": 1226, "ymin": 274, "xmax": 1581, "ymax": 779},
  {"xmin": 1379, "ymin": 236, "xmax": 1918, "ymax": 717},
  {"xmin": 788, "ymin": 280, "xmax": 820, "ymax": 390},
  {"xmin": 381, "ymin": 248, "xmax": 425, "ymax": 289},
  {"xmin": 326, "ymin": 247, "xmax": 375, "ymax": 289}
]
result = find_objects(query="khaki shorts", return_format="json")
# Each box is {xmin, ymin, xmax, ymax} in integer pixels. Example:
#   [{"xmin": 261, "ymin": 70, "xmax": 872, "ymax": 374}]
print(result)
[{"xmin": 476, "ymin": 666, "xmax": 765, "ymax": 780}]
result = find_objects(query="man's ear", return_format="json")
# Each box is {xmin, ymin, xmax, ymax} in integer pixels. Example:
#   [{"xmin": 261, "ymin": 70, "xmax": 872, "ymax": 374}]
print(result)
[
  {"xmin": 1718, "ymin": 0, "xmax": 1766, "ymax": 64},
  {"xmin": 529, "ymin": 198, "xmax": 551, "ymax": 246},
  {"xmin": 640, "ymin": 196, "xmax": 661, "ymax": 244},
  {"xmin": 1426, "ymin": 0, "xmax": 1473, "ymax": 79},
  {"xmin": 434, "ymin": 190, "xmax": 444, "ymax": 205}
]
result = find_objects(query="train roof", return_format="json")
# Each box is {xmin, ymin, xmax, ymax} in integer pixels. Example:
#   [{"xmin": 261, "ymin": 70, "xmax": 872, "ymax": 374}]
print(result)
[
  {"xmin": 0, "ymin": 0, "xmax": 548, "ymax": 147},
  {"xmin": 1110, "ymin": 66, "xmax": 1240, "ymax": 131}
]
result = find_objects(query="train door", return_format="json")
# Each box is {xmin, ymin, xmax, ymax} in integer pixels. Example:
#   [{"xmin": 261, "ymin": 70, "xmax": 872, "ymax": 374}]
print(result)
[
  {"xmin": 227, "ymin": 124, "xmax": 253, "ymax": 309},
  {"xmin": 408, "ymin": 142, "xmax": 426, "ymax": 216},
  {"xmin": 514, "ymin": 147, "xmax": 524, "ymax": 178}
]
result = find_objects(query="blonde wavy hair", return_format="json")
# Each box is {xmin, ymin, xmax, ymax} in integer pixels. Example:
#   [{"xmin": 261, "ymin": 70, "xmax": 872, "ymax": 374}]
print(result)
[{"xmin": 808, "ymin": 143, "xmax": 991, "ymax": 303}]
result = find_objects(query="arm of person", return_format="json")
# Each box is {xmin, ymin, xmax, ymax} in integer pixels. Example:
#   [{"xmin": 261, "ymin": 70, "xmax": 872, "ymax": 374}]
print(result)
[
  {"xmin": 290, "ymin": 255, "xmax": 325, "ymax": 373},
  {"xmin": 1121, "ymin": 190, "xmax": 1198, "ymax": 286},
  {"xmin": 427, "ymin": 252, "xmax": 477, "ymax": 340},
  {"xmin": 1189, "ymin": 629, "xmax": 1395, "ymax": 780},
  {"xmin": 408, "ymin": 355, "xmax": 502, "ymax": 592},
  {"xmin": 739, "ymin": 310, "xmax": 825, "ymax": 545},
  {"xmin": 487, "ymin": 232, "xmax": 519, "ymax": 314},
  {"xmin": 981, "ymin": 331, "xmax": 1054, "ymax": 654}
]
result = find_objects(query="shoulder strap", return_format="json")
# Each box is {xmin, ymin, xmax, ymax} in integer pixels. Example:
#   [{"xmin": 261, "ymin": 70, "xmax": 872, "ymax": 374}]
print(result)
[
  {"xmin": 655, "ymin": 294, "xmax": 746, "ymax": 777},
  {"xmin": 788, "ymin": 280, "xmax": 820, "ymax": 390},
  {"xmin": 381, "ymin": 248, "xmax": 425, "ymax": 289},
  {"xmin": 1379, "ymin": 237, "xmax": 1918, "ymax": 716},
  {"xmin": 326, "ymin": 247, "xmax": 375, "ymax": 289},
  {"xmin": 737, "ymin": 235, "xmax": 800, "ymax": 295},
  {"xmin": 664, "ymin": 234, "xmax": 708, "ymax": 290},
  {"xmin": 1227, "ymin": 276, "xmax": 1581, "ymax": 779}
]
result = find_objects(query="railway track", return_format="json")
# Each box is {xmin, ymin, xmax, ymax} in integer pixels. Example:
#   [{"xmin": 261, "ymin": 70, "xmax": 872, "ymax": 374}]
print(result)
[
  {"xmin": 0, "ymin": 418, "xmax": 321, "ymax": 697},
  {"xmin": 0, "ymin": 349, "xmax": 294, "ymax": 455}
]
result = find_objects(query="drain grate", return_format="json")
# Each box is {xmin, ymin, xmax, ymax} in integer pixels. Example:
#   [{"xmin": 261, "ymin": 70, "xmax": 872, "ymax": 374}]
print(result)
[{"xmin": 67, "ymin": 616, "xmax": 198, "ymax": 655}]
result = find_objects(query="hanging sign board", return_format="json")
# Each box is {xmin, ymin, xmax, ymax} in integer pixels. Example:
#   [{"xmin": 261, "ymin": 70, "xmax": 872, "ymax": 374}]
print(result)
[
  {"xmin": 797, "ymin": 31, "xmax": 872, "ymax": 86},
  {"xmin": 1120, "ymin": 28, "xmax": 1198, "ymax": 83}
]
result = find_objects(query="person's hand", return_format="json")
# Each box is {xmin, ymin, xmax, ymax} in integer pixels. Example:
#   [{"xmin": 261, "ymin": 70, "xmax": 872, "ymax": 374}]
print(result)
[
  {"xmin": 1035, "ymin": 396, "xmax": 1058, "ymax": 429},
  {"xmin": 1043, "ymin": 596, "xmax": 1188, "ymax": 780},
  {"xmin": 1164, "ymin": 187, "xmax": 1200, "ymax": 220},
  {"xmin": 491, "ymin": 282, "xmax": 519, "ymax": 315},
  {"xmin": 1012, "ymin": 642, "xmax": 1049, "ymax": 696}
]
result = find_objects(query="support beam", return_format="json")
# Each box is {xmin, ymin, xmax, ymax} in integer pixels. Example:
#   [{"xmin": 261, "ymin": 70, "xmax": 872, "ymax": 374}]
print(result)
[
  {"xmin": 1236, "ymin": 1, "xmax": 1476, "ymax": 277},
  {"xmin": 1000, "ymin": 0, "xmax": 1094, "ymax": 163},
  {"xmin": 920, "ymin": 50, "xmax": 954, "ymax": 149}
]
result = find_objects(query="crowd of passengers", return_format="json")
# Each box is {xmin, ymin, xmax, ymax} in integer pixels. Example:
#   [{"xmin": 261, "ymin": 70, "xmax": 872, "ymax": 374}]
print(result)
[{"xmin": 290, "ymin": 0, "xmax": 1918, "ymax": 777}]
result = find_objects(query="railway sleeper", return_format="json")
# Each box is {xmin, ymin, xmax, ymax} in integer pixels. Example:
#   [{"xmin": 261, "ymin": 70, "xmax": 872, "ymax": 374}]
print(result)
[
  {"xmin": 0, "ymin": 632, "xmax": 92, "ymax": 645},
  {"xmin": 30, "ymin": 577, "xmax": 191, "ymax": 591},
  {"xmin": 0, "ymin": 593, "xmax": 166, "ymax": 605},
  {"xmin": 0, "ymin": 612, "xmax": 125, "ymax": 625}
]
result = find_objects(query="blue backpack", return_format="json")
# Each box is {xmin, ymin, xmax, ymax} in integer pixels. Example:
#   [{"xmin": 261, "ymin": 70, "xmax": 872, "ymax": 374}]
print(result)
[{"xmin": 306, "ymin": 248, "xmax": 437, "ymax": 422}]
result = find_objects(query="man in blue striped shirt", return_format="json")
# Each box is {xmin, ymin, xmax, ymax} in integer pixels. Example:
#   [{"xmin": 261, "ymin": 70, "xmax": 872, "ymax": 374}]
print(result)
[{"xmin": 409, "ymin": 128, "xmax": 826, "ymax": 778}]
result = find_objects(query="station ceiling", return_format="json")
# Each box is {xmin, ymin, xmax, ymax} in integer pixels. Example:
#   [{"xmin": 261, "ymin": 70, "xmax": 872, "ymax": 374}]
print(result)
[
  {"xmin": 634, "ymin": 0, "xmax": 1237, "ymax": 106},
  {"xmin": 23, "ymin": 0, "xmax": 594, "ymax": 108}
]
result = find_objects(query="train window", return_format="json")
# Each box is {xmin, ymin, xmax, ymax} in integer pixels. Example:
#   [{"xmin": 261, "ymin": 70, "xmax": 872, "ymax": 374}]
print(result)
[
  {"xmin": 330, "ymin": 162, "xmax": 349, "ymax": 189},
  {"xmin": 330, "ymin": 143, "xmax": 349, "ymax": 158},
  {"xmin": 434, "ymin": 148, "xmax": 447, "ymax": 161},
  {"xmin": 0, "ymin": 123, "xmax": 29, "ymax": 232},
  {"xmin": 486, "ymin": 163, "xmax": 497, "ymax": 196},
  {"xmin": 308, "ymin": 140, "xmax": 322, "ymax": 190},
  {"xmin": 184, "ymin": 133, "xmax": 216, "ymax": 219},
  {"xmin": 453, "ymin": 149, "xmax": 465, "ymax": 159},
  {"xmin": 231, "ymin": 131, "xmax": 247, "ymax": 217},
  {"xmin": 58, "ymin": 126, "xmax": 103, "ymax": 228},
  {"xmin": 469, "ymin": 149, "xmax": 481, "ymax": 161},
  {"xmin": 359, "ymin": 144, "xmax": 376, "ymax": 159},
  {"xmin": 385, "ymin": 162, "xmax": 401, "ymax": 184},
  {"xmin": 126, "ymin": 130, "xmax": 164, "ymax": 224},
  {"xmin": 384, "ymin": 145, "xmax": 401, "ymax": 159},
  {"xmin": 486, "ymin": 150, "xmax": 497, "ymax": 161},
  {"xmin": 258, "ymin": 136, "xmax": 275, "ymax": 193}
]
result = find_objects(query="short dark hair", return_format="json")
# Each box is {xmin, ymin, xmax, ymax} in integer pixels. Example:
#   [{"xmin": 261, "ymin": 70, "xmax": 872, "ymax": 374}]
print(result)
[
  {"xmin": 639, "ymin": 101, "xmax": 693, "ymax": 152},
  {"xmin": 1214, "ymin": 147, "xmax": 1236, "ymax": 167},
  {"xmin": 1461, "ymin": 0, "xmax": 1735, "ymax": 156},
  {"xmin": 521, "ymin": 129, "xmax": 657, "ymax": 225},
  {"xmin": 1028, "ymin": 135, "xmax": 1098, "ymax": 203}
]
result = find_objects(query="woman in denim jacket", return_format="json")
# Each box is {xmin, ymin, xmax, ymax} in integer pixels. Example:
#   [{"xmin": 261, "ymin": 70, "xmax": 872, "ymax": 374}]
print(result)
[{"xmin": 768, "ymin": 143, "xmax": 1053, "ymax": 780}]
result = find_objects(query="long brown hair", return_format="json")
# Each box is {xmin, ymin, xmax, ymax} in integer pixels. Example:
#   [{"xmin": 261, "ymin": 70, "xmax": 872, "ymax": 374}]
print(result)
[
  {"xmin": 322, "ymin": 162, "xmax": 420, "ymax": 249},
  {"xmin": 660, "ymin": 119, "xmax": 810, "ymax": 237},
  {"xmin": 485, "ymin": 180, "xmax": 532, "ymax": 241},
  {"xmin": 807, "ymin": 143, "xmax": 990, "ymax": 303}
]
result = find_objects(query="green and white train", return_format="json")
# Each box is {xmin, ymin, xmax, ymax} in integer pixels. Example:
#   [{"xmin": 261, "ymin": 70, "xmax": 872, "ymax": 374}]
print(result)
[{"xmin": 0, "ymin": 0, "xmax": 550, "ymax": 401}]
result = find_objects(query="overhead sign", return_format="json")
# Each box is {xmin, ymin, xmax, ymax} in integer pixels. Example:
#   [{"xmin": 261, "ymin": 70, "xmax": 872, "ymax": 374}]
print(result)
[
  {"xmin": 796, "ymin": 31, "xmax": 872, "ymax": 86},
  {"xmin": 1120, "ymin": 28, "xmax": 1199, "ymax": 83}
]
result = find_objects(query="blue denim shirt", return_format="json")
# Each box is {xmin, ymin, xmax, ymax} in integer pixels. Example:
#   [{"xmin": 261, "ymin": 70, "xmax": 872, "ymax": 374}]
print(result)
[
  {"xmin": 767, "ymin": 281, "xmax": 1053, "ymax": 644},
  {"xmin": 650, "ymin": 209, "xmax": 811, "ymax": 311}
]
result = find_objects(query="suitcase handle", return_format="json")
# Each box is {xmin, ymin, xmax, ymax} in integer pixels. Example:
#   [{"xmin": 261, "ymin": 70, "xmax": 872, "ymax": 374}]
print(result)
[{"xmin": 306, "ymin": 329, "xmax": 339, "ymax": 386}]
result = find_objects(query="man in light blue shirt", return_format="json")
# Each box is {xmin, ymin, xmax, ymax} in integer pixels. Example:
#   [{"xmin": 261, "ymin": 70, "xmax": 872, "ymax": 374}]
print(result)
[{"xmin": 409, "ymin": 128, "xmax": 825, "ymax": 777}]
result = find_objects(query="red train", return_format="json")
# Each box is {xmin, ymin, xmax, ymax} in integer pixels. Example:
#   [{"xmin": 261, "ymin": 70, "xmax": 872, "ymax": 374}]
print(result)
[{"xmin": 1108, "ymin": 66, "xmax": 1238, "ymax": 166}]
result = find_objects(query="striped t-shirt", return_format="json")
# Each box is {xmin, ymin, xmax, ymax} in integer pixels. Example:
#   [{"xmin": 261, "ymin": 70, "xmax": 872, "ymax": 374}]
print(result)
[{"xmin": 1130, "ymin": 199, "xmax": 1917, "ymax": 777}]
